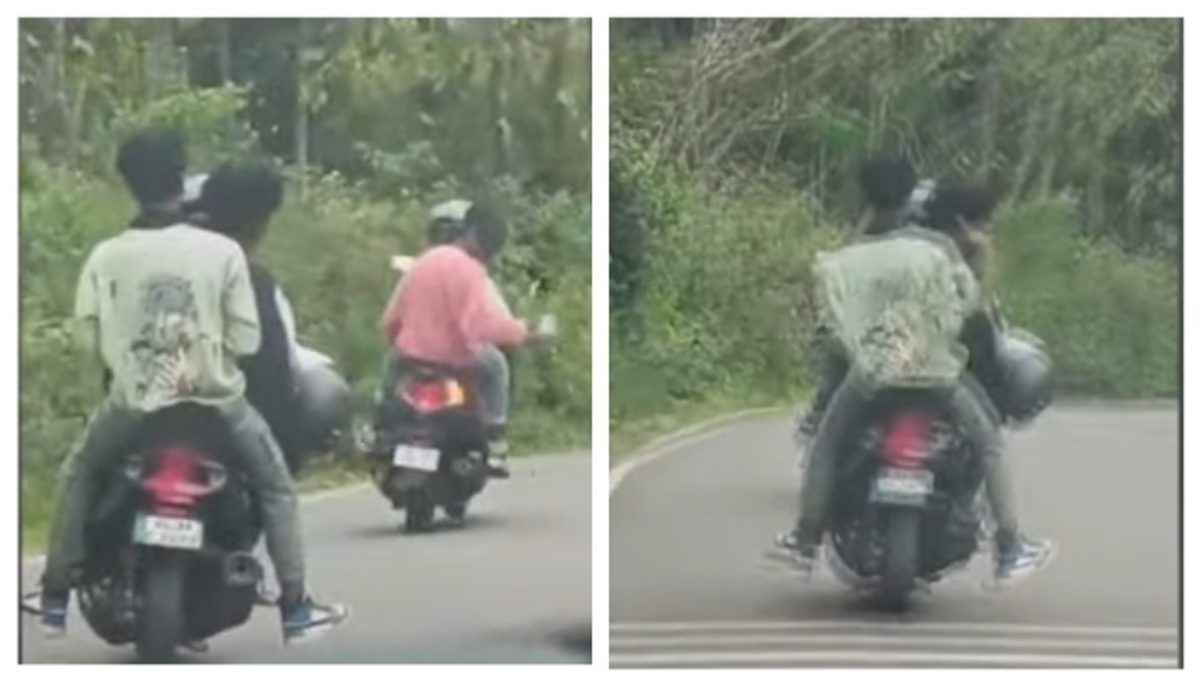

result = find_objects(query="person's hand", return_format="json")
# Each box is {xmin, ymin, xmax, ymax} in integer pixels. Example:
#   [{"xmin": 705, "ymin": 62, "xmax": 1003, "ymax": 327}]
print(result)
[{"xmin": 525, "ymin": 329, "xmax": 558, "ymax": 349}]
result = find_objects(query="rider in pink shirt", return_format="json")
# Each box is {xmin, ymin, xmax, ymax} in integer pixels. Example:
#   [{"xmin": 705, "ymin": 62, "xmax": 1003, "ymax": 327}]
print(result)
[
  {"xmin": 378, "ymin": 204, "xmax": 545, "ymax": 477},
  {"xmin": 382, "ymin": 245, "xmax": 526, "ymax": 367}
]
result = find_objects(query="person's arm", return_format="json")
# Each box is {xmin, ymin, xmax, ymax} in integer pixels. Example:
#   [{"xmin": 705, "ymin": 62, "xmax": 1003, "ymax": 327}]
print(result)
[
  {"xmin": 485, "ymin": 275, "xmax": 513, "ymax": 318},
  {"xmin": 73, "ymin": 247, "xmax": 102, "ymax": 357},
  {"xmin": 457, "ymin": 259, "xmax": 528, "ymax": 350},
  {"xmin": 954, "ymin": 260, "xmax": 1004, "ymax": 397},
  {"xmin": 223, "ymin": 248, "xmax": 262, "ymax": 358},
  {"xmin": 242, "ymin": 265, "xmax": 304, "ymax": 471},
  {"xmin": 73, "ymin": 246, "xmax": 111, "ymax": 390},
  {"xmin": 274, "ymin": 285, "xmax": 300, "ymax": 373}
]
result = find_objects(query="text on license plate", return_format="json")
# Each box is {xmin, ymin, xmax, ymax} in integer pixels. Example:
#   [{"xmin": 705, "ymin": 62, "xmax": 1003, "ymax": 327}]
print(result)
[
  {"xmin": 133, "ymin": 514, "xmax": 204, "ymax": 550},
  {"xmin": 875, "ymin": 468, "xmax": 934, "ymax": 496},
  {"xmin": 392, "ymin": 444, "xmax": 440, "ymax": 472}
]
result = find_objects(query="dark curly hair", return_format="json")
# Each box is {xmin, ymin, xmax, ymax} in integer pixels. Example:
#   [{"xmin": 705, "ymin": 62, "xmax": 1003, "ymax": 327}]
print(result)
[
  {"xmin": 924, "ymin": 183, "xmax": 997, "ymax": 233},
  {"xmin": 194, "ymin": 162, "xmax": 284, "ymax": 246},
  {"xmin": 116, "ymin": 127, "xmax": 187, "ymax": 206}
]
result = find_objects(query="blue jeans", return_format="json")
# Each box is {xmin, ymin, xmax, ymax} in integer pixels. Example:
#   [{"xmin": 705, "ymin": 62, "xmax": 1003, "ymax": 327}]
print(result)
[{"xmin": 380, "ymin": 345, "xmax": 511, "ymax": 427}]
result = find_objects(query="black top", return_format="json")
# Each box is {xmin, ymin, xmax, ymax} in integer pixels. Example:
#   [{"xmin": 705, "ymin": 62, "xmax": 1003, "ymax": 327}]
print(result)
[{"xmin": 241, "ymin": 262, "xmax": 304, "ymax": 472}]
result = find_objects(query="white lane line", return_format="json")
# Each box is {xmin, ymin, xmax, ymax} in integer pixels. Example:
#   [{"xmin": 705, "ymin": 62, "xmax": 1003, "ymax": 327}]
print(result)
[
  {"xmin": 610, "ymin": 408, "xmax": 783, "ymax": 494},
  {"xmin": 611, "ymin": 650, "xmax": 1178, "ymax": 668},
  {"xmin": 610, "ymin": 620, "xmax": 1179, "ymax": 638},
  {"xmin": 610, "ymin": 633, "xmax": 1178, "ymax": 654}
]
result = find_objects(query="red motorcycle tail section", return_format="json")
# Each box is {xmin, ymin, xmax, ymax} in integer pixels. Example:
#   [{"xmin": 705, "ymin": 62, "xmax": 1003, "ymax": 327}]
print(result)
[
  {"xmin": 141, "ymin": 446, "xmax": 211, "ymax": 514},
  {"xmin": 399, "ymin": 378, "xmax": 466, "ymax": 414},
  {"xmin": 879, "ymin": 410, "xmax": 934, "ymax": 469}
]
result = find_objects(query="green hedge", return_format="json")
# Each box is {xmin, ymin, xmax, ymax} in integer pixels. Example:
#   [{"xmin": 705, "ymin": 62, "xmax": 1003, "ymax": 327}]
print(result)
[
  {"xmin": 611, "ymin": 159, "xmax": 1179, "ymax": 436},
  {"xmin": 20, "ymin": 162, "xmax": 591, "ymax": 544}
]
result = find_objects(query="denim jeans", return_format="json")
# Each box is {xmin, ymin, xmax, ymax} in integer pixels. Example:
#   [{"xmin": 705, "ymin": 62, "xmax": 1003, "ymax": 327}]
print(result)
[{"xmin": 379, "ymin": 346, "xmax": 511, "ymax": 428}]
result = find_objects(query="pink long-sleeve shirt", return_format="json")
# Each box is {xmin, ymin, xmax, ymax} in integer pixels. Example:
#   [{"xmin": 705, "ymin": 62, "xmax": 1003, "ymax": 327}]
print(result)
[{"xmin": 380, "ymin": 245, "xmax": 527, "ymax": 368}]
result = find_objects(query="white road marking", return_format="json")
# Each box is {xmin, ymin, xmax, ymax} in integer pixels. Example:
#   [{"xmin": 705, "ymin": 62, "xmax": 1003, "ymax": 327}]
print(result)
[
  {"xmin": 610, "ymin": 619, "xmax": 1178, "ymax": 637},
  {"xmin": 610, "ymin": 408, "xmax": 783, "ymax": 494},
  {"xmin": 610, "ymin": 620, "xmax": 1179, "ymax": 669},
  {"xmin": 612, "ymin": 650, "xmax": 1178, "ymax": 668}
]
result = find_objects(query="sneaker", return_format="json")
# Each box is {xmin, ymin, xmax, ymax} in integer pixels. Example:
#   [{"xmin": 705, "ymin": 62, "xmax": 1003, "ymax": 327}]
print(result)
[
  {"xmin": 23, "ymin": 591, "xmax": 69, "ymax": 639},
  {"xmin": 281, "ymin": 596, "xmax": 350, "ymax": 645},
  {"xmin": 994, "ymin": 535, "xmax": 1056, "ymax": 586},
  {"xmin": 486, "ymin": 439, "xmax": 511, "ymax": 479},
  {"xmin": 766, "ymin": 531, "xmax": 819, "ymax": 577}
]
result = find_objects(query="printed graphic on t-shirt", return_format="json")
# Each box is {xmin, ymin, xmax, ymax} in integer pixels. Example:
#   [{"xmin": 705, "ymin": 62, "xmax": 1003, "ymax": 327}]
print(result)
[{"xmin": 128, "ymin": 275, "xmax": 207, "ymax": 404}]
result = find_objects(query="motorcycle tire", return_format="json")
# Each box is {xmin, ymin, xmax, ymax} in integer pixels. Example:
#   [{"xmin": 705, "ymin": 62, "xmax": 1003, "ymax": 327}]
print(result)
[
  {"xmin": 876, "ymin": 508, "xmax": 921, "ymax": 612},
  {"xmin": 135, "ymin": 551, "xmax": 187, "ymax": 663},
  {"xmin": 404, "ymin": 491, "xmax": 436, "ymax": 533}
]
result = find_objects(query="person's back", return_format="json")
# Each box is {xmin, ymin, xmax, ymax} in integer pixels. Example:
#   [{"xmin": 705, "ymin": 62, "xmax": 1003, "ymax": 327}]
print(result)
[
  {"xmin": 388, "ymin": 244, "xmax": 524, "ymax": 368},
  {"xmin": 813, "ymin": 227, "xmax": 979, "ymax": 391},
  {"xmin": 79, "ymin": 223, "xmax": 257, "ymax": 412}
]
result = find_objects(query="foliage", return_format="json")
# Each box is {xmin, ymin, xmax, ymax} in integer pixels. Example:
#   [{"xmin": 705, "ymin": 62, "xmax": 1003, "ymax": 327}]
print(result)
[
  {"xmin": 19, "ymin": 20, "xmax": 591, "ymax": 542},
  {"xmin": 611, "ymin": 19, "xmax": 1180, "ymax": 429}
]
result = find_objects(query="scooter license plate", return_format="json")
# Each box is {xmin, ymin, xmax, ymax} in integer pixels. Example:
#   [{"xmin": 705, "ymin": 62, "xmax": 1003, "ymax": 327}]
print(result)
[
  {"xmin": 132, "ymin": 513, "xmax": 204, "ymax": 550},
  {"xmin": 392, "ymin": 444, "xmax": 440, "ymax": 472},
  {"xmin": 871, "ymin": 468, "xmax": 935, "ymax": 504}
]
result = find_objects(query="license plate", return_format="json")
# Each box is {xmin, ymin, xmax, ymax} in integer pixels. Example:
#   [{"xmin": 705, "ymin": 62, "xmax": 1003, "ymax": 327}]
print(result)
[
  {"xmin": 873, "ymin": 468, "xmax": 935, "ymax": 498},
  {"xmin": 132, "ymin": 513, "xmax": 204, "ymax": 550},
  {"xmin": 392, "ymin": 444, "xmax": 440, "ymax": 472}
]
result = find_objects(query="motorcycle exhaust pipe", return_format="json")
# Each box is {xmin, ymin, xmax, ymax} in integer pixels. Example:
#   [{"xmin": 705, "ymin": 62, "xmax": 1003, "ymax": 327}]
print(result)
[
  {"xmin": 221, "ymin": 551, "xmax": 264, "ymax": 588},
  {"xmin": 449, "ymin": 456, "xmax": 477, "ymax": 478}
]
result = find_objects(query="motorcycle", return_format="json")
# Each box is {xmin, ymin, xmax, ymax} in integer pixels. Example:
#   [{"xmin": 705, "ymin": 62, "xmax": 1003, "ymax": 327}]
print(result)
[
  {"xmin": 816, "ymin": 303, "xmax": 1051, "ymax": 611},
  {"xmin": 369, "ymin": 362, "xmax": 492, "ymax": 533},
  {"xmin": 73, "ymin": 403, "xmax": 265, "ymax": 662},
  {"xmin": 820, "ymin": 389, "xmax": 990, "ymax": 612}
]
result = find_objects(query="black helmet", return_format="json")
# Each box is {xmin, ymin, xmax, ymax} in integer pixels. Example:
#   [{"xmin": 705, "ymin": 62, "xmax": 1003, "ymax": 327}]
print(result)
[
  {"xmin": 996, "ymin": 329, "xmax": 1054, "ymax": 425},
  {"xmin": 295, "ymin": 355, "xmax": 356, "ymax": 453}
]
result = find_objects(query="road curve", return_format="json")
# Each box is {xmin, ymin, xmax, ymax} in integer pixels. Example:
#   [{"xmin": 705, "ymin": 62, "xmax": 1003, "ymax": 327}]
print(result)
[
  {"xmin": 21, "ymin": 453, "xmax": 592, "ymax": 664},
  {"xmin": 610, "ymin": 407, "xmax": 1180, "ymax": 668}
]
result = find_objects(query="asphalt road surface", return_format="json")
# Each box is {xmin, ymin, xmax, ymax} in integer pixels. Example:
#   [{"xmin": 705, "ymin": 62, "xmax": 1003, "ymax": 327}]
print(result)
[
  {"xmin": 611, "ymin": 406, "xmax": 1180, "ymax": 668},
  {"xmin": 21, "ymin": 453, "xmax": 591, "ymax": 664}
]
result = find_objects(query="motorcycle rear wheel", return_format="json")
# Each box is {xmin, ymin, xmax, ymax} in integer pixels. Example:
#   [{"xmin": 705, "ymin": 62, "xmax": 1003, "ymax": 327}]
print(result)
[
  {"xmin": 404, "ymin": 491, "xmax": 436, "ymax": 533},
  {"xmin": 135, "ymin": 552, "xmax": 187, "ymax": 663},
  {"xmin": 876, "ymin": 509, "xmax": 921, "ymax": 612}
]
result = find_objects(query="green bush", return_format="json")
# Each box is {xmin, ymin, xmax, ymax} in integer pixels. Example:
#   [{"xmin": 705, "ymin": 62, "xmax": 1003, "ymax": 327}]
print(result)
[
  {"xmin": 611, "ymin": 158, "xmax": 1179, "ymax": 437},
  {"xmin": 20, "ymin": 95, "xmax": 591, "ymax": 543}
]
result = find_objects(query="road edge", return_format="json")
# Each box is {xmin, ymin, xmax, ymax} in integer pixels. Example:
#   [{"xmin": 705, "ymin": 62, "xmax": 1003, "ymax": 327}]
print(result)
[
  {"xmin": 606, "ymin": 396, "xmax": 1178, "ymax": 496},
  {"xmin": 609, "ymin": 406, "xmax": 786, "ymax": 495},
  {"xmin": 21, "ymin": 449, "xmax": 587, "ymax": 569}
]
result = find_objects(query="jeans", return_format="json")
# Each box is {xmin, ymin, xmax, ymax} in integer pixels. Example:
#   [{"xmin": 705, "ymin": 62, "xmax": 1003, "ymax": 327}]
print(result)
[
  {"xmin": 42, "ymin": 396, "xmax": 307, "ymax": 603},
  {"xmin": 795, "ymin": 369, "xmax": 1021, "ymax": 546},
  {"xmin": 809, "ymin": 348, "xmax": 1005, "ymax": 429},
  {"xmin": 380, "ymin": 345, "xmax": 511, "ymax": 429}
]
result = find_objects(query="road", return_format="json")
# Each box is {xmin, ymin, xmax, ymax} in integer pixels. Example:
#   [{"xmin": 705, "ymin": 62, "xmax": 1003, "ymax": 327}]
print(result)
[
  {"xmin": 610, "ymin": 407, "xmax": 1180, "ymax": 668},
  {"xmin": 21, "ymin": 453, "xmax": 592, "ymax": 664}
]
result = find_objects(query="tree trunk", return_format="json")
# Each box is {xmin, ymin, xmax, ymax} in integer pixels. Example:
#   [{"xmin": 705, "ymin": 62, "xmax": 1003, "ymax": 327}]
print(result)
[
  {"xmin": 294, "ymin": 18, "xmax": 311, "ymax": 180},
  {"xmin": 217, "ymin": 19, "xmax": 233, "ymax": 84}
]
